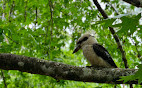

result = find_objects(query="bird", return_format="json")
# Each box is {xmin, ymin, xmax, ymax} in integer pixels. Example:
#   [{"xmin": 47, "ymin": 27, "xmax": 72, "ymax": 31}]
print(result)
[{"xmin": 73, "ymin": 32, "xmax": 117, "ymax": 68}]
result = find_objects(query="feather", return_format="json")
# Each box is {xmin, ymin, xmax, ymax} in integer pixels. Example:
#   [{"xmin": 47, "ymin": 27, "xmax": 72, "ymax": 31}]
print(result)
[{"xmin": 93, "ymin": 43, "xmax": 117, "ymax": 68}]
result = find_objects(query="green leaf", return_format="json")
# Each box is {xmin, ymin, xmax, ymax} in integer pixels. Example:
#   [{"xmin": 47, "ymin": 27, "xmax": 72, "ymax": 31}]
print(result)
[{"xmin": 117, "ymin": 13, "xmax": 141, "ymax": 35}]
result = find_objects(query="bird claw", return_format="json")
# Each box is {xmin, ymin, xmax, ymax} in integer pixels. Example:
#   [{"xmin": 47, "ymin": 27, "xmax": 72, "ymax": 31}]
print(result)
[{"xmin": 86, "ymin": 66, "xmax": 106, "ymax": 70}]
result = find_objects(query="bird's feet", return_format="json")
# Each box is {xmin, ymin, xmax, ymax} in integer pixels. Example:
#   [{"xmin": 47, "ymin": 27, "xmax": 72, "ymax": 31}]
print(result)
[{"xmin": 86, "ymin": 66, "xmax": 106, "ymax": 70}]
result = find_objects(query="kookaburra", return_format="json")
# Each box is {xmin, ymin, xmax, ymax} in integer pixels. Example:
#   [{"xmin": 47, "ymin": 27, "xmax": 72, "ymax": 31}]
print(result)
[{"xmin": 73, "ymin": 33, "xmax": 117, "ymax": 68}]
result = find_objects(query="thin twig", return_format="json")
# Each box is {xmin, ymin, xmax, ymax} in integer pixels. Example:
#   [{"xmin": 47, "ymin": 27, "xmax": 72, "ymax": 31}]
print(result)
[
  {"xmin": 8, "ymin": 1, "xmax": 14, "ymax": 22},
  {"xmin": 3, "ymin": 33, "xmax": 18, "ymax": 44},
  {"xmin": 24, "ymin": 0, "xmax": 27, "ymax": 21},
  {"xmin": 35, "ymin": 7, "xmax": 38, "ymax": 29},
  {"xmin": 47, "ymin": 0, "xmax": 54, "ymax": 59},
  {"xmin": 1, "ymin": 70, "xmax": 7, "ymax": 88},
  {"xmin": 89, "ymin": 5, "xmax": 102, "ymax": 19},
  {"xmin": 49, "ymin": 0, "xmax": 53, "ymax": 39},
  {"xmin": 108, "ymin": 2, "xmax": 119, "ymax": 15},
  {"xmin": 2, "ymin": 0, "xmax": 6, "ymax": 20},
  {"xmin": 92, "ymin": 0, "xmax": 128, "ymax": 68},
  {"xmin": 130, "ymin": 37, "xmax": 142, "ymax": 63}
]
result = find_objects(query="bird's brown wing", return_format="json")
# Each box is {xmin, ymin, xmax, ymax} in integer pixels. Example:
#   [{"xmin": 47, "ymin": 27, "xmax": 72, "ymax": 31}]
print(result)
[{"xmin": 93, "ymin": 43, "xmax": 117, "ymax": 68}]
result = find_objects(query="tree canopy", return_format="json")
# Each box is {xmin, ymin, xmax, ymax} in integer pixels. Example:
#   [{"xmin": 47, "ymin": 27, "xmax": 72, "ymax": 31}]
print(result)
[{"xmin": 0, "ymin": 0, "xmax": 142, "ymax": 88}]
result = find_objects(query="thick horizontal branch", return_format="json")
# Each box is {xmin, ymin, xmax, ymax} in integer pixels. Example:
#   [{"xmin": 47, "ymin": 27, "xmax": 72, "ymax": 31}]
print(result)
[{"xmin": 0, "ymin": 53, "xmax": 138, "ymax": 84}]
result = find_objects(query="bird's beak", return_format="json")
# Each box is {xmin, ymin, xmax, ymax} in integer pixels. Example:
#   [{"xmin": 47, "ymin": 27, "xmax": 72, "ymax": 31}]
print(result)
[{"xmin": 73, "ymin": 44, "xmax": 81, "ymax": 54}]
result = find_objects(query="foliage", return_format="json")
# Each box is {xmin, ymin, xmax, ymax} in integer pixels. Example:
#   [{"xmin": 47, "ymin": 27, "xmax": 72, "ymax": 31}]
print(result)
[
  {"xmin": 0, "ymin": 0, "xmax": 142, "ymax": 88},
  {"xmin": 119, "ymin": 64, "xmax": 142, "ymax": 84}
]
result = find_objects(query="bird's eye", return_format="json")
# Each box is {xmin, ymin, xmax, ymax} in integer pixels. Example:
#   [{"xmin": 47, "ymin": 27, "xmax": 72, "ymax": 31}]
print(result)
[{"xmin": 77, "ymin": 37, "xmax": 88, "ymax": 44}]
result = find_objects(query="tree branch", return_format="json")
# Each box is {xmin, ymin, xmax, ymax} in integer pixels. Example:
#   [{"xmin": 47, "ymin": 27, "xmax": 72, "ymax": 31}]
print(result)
[
  {"xmin": 130, "ymin": 37, "xmax": 142, "ymax": 63},
  {"xmin": 1, "ymin": 70, "xmax": 7, "ymax": 88},
  {"xmin": 92, "ymin": 0, "xmax": 128, "ymax": 68},
  {"xmin": 24, "ymin": 1, "xmax": 27, "ymax": 21},
  {"xmin": 122, "ymin": 0, "xmax": 142, "ymax": 8},
  {"xmin": 108, "ymin": 2, "xmax": 119, "ymax": 15},
  {"xmin": 35, "ymin": 7, "xmax": 38, "ymax": 29},
  {"xmin": 0, "ymin": 53, "xmax": 138, "ymax": 84}
]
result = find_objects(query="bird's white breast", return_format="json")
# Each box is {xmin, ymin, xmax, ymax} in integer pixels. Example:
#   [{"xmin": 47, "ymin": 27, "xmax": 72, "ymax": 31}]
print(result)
[{"xmin": 82, "ymin": 45, "xmax": 112, "ymax": 68}]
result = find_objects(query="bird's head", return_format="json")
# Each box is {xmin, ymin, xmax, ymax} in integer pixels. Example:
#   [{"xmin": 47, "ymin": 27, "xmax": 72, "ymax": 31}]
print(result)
[{"xmin": 73, "ymin": 33, "xmax": 97, "ymax": 53}]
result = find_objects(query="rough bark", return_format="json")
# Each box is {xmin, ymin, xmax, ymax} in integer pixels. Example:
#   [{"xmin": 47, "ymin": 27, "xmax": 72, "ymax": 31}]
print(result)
[
  {"xmin": 122, "ymin": 0, "xmax": 142, "ymax": 7},
  {"xmin": 0, "ymin": 53, "xmax": 138, "ymax": 84}
]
